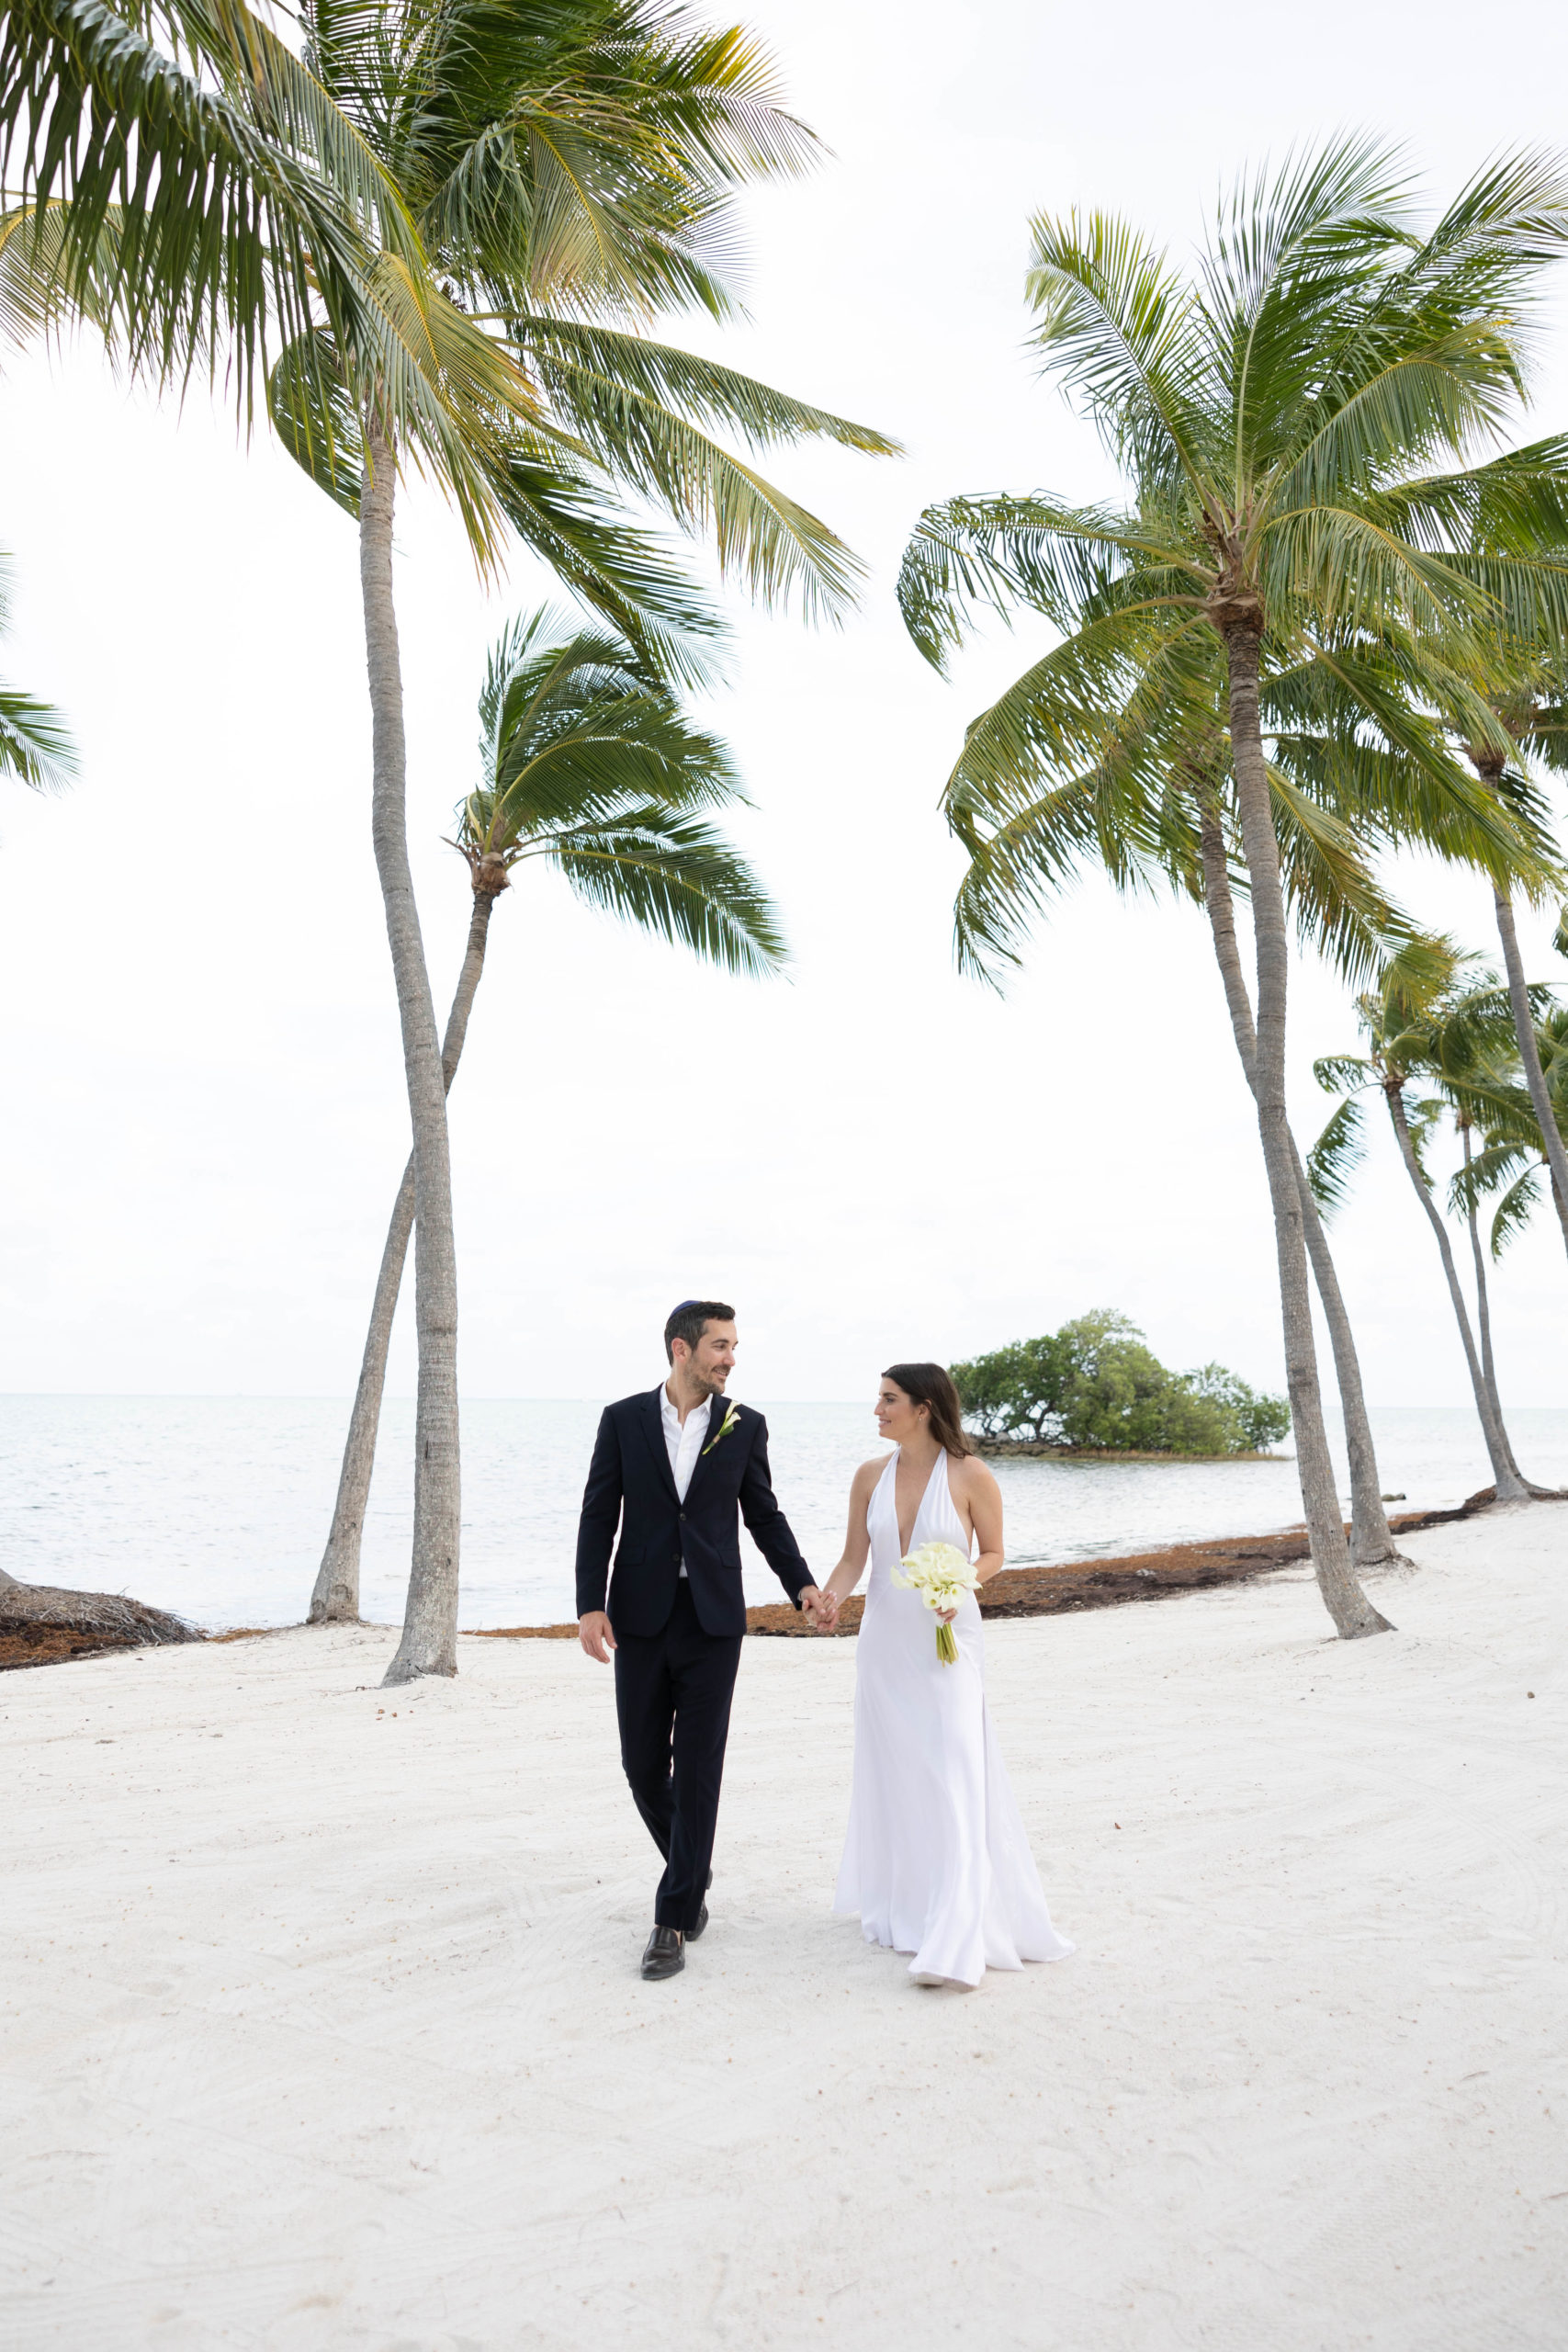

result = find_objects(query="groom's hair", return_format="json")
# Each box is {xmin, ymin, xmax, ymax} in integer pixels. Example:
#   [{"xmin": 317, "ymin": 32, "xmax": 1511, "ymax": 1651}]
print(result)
[{"xmin": 665, "ymin": 1299, "xmax": 736, "ymax": 1363}]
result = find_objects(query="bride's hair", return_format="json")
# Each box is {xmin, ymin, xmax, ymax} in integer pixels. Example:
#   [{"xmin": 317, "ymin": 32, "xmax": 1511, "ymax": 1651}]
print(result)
[{"xmin": 882, "ymin": 1363, "xmax": 975, "ymax": 1458}]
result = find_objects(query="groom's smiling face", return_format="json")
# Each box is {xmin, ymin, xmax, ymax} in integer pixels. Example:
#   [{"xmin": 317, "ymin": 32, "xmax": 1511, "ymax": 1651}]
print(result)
[{"xmin": 675, "ymin": 1319, "xmax": 738, "ymax": 1396}]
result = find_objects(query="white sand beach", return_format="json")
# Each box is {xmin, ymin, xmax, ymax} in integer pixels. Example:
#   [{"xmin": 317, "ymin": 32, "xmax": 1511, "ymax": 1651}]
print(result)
[{"xmin": 4, "ymin": 1507, "xmax": 1565, "ymax": 2350}]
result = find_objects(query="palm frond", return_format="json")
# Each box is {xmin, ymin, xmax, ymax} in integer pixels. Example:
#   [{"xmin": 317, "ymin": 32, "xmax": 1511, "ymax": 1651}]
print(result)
[
  {"xmin": 0, "ymin": 0, "xmax": 412, "ymax": 404},
  {"xmin": 515, "ymin": 318, "xmax": 898, "ymax": 456},
  {"xmin": 1306, "ymin": 1094, "xmax": 1369, "ymax": 1217},
  {"xmin": 1490, "ymin": 1165, "xmax": 1544, "ymax": 1257},
  {"xmin": 535, "ymin": 807, "xmax": 785, "ymax": 977},
  {"xmin": 0, "ymin": 684, "xmax": 75, "ymax": 790},
  {"xmin": 489, "ymin": 448, "xmax": 728, "ymax": 691},
  {"xmin": 897, "ymin": 492, "xmax": 1199, "ymax": 673},
  {"xmin": 404, "ymin": 2, "xmax": 818, "ymax": 319},
  {"xmin": 513, "ymin": 341, "xmax": 873, "ymax": 618},
  {"xmin": 1025, "ymin": 207, "xmax": 1215, "ymax": 492},
  {"xmin": 0, "ymin": 548, "xmax": 74, "ymax": 790}
]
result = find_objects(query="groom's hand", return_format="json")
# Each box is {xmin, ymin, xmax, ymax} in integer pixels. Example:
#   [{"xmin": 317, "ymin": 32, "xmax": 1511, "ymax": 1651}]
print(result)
[
  {"xmin": 579, "ymin": 1611, "xmax": 616, "ymax": 1663},
  {"xmin": 800, "ymin": 1585, "xmax": 838, "ymax": 1633}
]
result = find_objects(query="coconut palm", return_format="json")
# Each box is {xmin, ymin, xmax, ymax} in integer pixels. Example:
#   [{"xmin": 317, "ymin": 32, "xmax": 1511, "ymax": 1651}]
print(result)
[
  {"xmin": 259, "ymin": 0, "xmax": 901, "ymax": 671},
  {"xmin": 309, "ymin": 605, "xmax": 784, "ymax": 1621},
  {"xmin": 1451, "ymin": 1001, "xmax": 1568, "ymax": 1260},
  {"xmin": 257, "ymin": 0, "xmax": 892, "ymax": 1681},
  {"xmin": 1402, "ymin": 985, "xmax": 1562, "ymax": 1485},
  {"xmin": 1425, "ymin": 986, "xmax": 1566, "ymax": 1452},
  {"xmin": 1310, "ymin": 941, "xmax": 1546, "ymax": 1499},
  {"xmin": 6, "ymin": 0, "xmax": 897, "ymax": 1680},
  {"xmin": 1195, "ymin": 658, "xmax": 1558, "ymax": 1551},
  {"xmin": 921, "ymin": 548, "xmax": 1566, "ymax": 1569},
  {"xmin": 1446, "ymin": 996, "xmax": 1568, "ymax": 1456},
  {"xmin": 2, "ymin": 0, "xmax": 579, "ymax": 1683},
  {"xmin": 898, "ymin": 141, "xmax": 1568, "ymax": 1637},
  {"xmin": 1190, "ymin": 767, "xmax": 1404, "ymax": 1568},
  {"xmin": 2, "ymin": 0, "xmax": 375, "ymax": 379},
  {"xmin": 932, "ymin": 642, "xmax": 1409, "ymax": 1566},
  {"xmin": 1447, "ymin": 635, "xmax": 1568, "ymax": 1261}
]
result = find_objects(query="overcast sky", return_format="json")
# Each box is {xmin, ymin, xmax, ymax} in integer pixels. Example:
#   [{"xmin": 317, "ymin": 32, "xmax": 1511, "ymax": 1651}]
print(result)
[{"xmin": 5, "ymin": 0, "xmax": 1568, "ymax": 1408}]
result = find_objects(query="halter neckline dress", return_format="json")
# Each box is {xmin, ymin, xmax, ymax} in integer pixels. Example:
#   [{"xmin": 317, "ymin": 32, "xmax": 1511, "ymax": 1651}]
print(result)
[{"xmin": 832, "ymin": 1446, "xmax": 1074, "ymax": 1987}]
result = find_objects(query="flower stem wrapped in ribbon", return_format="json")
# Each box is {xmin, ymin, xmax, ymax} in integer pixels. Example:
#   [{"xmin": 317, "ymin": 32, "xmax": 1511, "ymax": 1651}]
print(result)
[
  {"xmin": 702, "ymin": 1402, "xmax": 741, "ymax": 1456},
  {"xmin": 891, "ymin": 1540, "xmax": 981, "ymax": 1665}
]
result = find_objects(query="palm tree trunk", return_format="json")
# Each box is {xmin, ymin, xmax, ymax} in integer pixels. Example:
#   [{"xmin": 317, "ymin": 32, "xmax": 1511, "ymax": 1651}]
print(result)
[
  {"xmin": 359, "ymin": 419, "xmax": 462, "ymax": 1684},
  {"xmin": 1196, "ymin": 797, "xmax": 1399, "ymax": 1567},
  {"xmin": 1456, "ymin": 1124, "xmax": 1555, "ymax": 1496},
  {"xmin": 1460, "ymin": 1123, "xmax": 1509, "ymax": 1443},
  {"xmin": 1221, "ymin": 626, "xmax": 1391, "ymax": 1635},
  {"xmin": 309, "ymin": 887, "xmax": 499, "ymax": 1623},
  {"xmin": 1384, "ymin": 1086, "xmax": 1529, "ymax": 1500},
  {"xmin": 1492, "ymin": 886, "xmax": 1568, "ymax": 1257}
]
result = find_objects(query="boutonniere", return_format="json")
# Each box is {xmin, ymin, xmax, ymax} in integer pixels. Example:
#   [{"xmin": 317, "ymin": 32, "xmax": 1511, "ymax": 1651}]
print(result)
[{"xmin": 702, "ymin": 1402, "xmax": 742, "ymax": 1456}]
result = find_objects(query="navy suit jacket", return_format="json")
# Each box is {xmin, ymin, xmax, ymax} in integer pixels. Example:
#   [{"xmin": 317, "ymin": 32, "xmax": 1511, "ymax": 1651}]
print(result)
[{"xmin": 574, "ymin": 1388, "xmax": 812, "ymax": 1639}]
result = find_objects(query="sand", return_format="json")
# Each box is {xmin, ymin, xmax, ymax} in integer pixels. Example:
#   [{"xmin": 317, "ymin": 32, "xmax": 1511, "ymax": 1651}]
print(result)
[{"xmin": 3, "ymin": 1506, "xmax": 1565, "ymax": 2349}]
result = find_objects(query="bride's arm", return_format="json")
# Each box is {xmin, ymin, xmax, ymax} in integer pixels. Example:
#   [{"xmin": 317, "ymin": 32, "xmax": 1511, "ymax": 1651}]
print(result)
[
  {"xmin": 819, "ymin": 1461, "xmax": 879, "ymax": 1611},
  {"xmin": 931, "ymin": 1460, "xmax": 1005, "ymax": 1623},
  {"xmin": 957, "ymin": 1457, "xmax": 1005, "ymax": 1586}
]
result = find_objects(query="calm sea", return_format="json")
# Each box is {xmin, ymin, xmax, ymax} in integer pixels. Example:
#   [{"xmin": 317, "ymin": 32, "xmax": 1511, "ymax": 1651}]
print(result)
[{"xmin": 5, "ymin": 1396, "xmax": 1566, "ymax": 1633}]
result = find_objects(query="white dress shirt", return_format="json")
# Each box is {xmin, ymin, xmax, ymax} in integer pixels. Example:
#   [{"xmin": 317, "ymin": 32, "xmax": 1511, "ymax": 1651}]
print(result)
[{"xmin": 659, "ymin": 1382, "xmax": 712, "ymax": 1576}]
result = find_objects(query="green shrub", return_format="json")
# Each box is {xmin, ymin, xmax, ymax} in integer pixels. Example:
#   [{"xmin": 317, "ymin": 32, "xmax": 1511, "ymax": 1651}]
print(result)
[{"xmin": 949, "ymin": 1312, "xmax": 1291, "ymax": 1455}]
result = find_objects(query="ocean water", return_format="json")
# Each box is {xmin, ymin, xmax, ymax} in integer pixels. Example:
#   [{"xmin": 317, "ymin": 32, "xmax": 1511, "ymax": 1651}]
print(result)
[{"xmin": 5, "ymin": 1395, "xmax": 1567, "ymax": 1634}]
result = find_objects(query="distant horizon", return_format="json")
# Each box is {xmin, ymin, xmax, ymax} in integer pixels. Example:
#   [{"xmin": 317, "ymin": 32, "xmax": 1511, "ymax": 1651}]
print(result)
[{"xmin": 6, "ymin": 1392, "xmax": 1568, "ymax": 1413}]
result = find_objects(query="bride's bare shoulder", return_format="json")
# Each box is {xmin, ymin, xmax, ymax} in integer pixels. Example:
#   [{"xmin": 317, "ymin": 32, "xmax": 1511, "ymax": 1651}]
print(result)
[
  {"xmin": 852, "ymin": 1453, "xmax": 889, "ymax": 1488},
  {"xmin": 949, "ymin": 1450, "xmax": 1000, "ymax": 1500}
]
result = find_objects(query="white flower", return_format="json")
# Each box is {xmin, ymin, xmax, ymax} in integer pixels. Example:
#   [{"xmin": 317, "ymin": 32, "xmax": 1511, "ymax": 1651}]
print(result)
[
  {"xmin": 892, "ymin": 1541, "xmax": 979, "ymax": 1662},
  {"xmin": 702, "ymin": 1402, "xmax": 742, "ymax": 1456}
]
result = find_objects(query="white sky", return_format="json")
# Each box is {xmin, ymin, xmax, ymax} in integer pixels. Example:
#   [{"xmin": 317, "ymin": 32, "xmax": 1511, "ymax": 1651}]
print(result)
[{"xmin": 4, "ymin": 0, "xmax": 1568, "ymax": 1408}]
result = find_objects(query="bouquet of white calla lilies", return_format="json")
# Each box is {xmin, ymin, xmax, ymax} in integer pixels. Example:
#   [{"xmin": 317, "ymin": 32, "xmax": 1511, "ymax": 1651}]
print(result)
[{"xmin": 892, "ymin": 1540, "xmax": 980, "ymax": 1665}]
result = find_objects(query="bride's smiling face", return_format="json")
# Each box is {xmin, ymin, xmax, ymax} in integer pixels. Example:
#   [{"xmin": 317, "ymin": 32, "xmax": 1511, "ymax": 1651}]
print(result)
[{"xmin": 874, "ymin": 1379, "xmax": 929, "ymax": 1443}]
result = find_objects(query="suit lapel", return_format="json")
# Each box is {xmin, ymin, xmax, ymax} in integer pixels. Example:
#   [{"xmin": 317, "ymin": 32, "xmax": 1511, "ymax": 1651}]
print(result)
[
  {"xmin": 640, "ymin": 1387, "xmax": 682, "ymax": 1506},
  {"xmin": 684, "ymin": 1392, "xmax": 740, "ymax": 1499}
]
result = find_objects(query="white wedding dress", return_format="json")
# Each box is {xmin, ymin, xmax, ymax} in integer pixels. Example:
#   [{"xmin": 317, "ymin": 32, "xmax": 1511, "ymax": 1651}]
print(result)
[{"xmin": 833, "ymin": 1447, "xmax": 1075, "ymax": 1987}]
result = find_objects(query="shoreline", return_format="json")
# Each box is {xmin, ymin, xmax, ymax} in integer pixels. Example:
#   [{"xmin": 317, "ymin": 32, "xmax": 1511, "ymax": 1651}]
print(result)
[
  {"xmin": 971, "ymin": 1438, "xmax": 1292, "ymax": 1462},
  {"xmin": 0, "ymin": 1487, "xmax": 1535, "ymax": 1672},
  {"xmin": 468, "ymin": 1492, "xmax": 1500, "ymax": 1643}
]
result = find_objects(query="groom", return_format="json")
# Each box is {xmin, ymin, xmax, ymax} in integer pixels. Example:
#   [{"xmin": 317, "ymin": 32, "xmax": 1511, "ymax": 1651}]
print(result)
[{"xmin": 576, "ymin": 1299, "xmax": 834, "ymax": 1980}]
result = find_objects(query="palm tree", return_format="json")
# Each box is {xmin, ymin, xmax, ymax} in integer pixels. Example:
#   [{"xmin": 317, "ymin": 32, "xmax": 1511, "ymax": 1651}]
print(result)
[
  {"xmin": 919, "ymin": 569, "xmax": 1561, "ymax": 1571},
  {"xmin": 1190, "ymin": 774, "xmax": 1403, "ymax": 1568},
  {"xmin": 259, "ymin": 0, "xmax": 893, "ymax": 1682},
  {"xmin": 1448, "ymin": 997, "xmax": 1568, "ymax": 1454},
  {"xmin": 930, "ymin": 634, "xmax": 1412, "ymax": 1566},
  {"xmin": 1450, "ymin": 641, "xmax": 1568, "ymax": 1261},
  {"xmin": 3, "ymin": 0, "xmax": 567, "ymax": 1682},
  {"xmin": 897, "ymin": 142, "xmax": 1568, "ymax": 1637},
  {"xmin": 1424, "ymin": 982, "xmax": 1565, "ymax": 1456},
  {"xmin": 309, "ymin": 606, "xmax": 784, "ymax": 1621},
  {"xmin": 1310, "ymin": 942, "xmax": 1543, "ymax": 1500},
  {"xmin": 1452, "ymin": 1001, "xmax": 1568, "ymax": 1255},
  {"xmin": 6, "ymin": 0, "xmax": 897, "ymax": 1681}
]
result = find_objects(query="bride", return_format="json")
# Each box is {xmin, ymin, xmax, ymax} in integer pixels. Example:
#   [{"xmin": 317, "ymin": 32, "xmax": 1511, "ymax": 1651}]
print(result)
[{"xmin": 819, "ymin": 1362, "xmax": 1074, "ymax": 1989}]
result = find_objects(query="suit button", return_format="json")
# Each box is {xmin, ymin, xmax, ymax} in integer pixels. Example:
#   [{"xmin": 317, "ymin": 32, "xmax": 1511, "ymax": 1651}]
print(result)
[{"xmin": 679, "ymin": 1510, "xmax": 685, "ymax": 1521}]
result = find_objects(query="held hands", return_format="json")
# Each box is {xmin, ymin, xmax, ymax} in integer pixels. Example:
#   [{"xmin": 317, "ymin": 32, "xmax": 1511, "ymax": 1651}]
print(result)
[
  {"xmin": 581, "ymin": 1595, "xmax": 840, "ymax": 1652},
  {"xmin": 801, "ymin": 1585, "xmax": 840, "ymax": 1634}
]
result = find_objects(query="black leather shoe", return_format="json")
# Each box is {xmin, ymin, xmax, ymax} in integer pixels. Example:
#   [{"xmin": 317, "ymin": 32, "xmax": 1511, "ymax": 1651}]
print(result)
[
  {"xmin": 686, "ymin": 1902, "xmax": 709, "ymax": 1941},
  {"xmin": 641, "ymin": 1925, "xmax": 684, "ymax": 1981}
]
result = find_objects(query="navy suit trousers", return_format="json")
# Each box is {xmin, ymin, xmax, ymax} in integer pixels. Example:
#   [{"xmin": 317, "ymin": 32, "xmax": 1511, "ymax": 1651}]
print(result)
[{"xmin": 614, "ymin": 1580, "xmax": 742, "ymax": 1930}]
